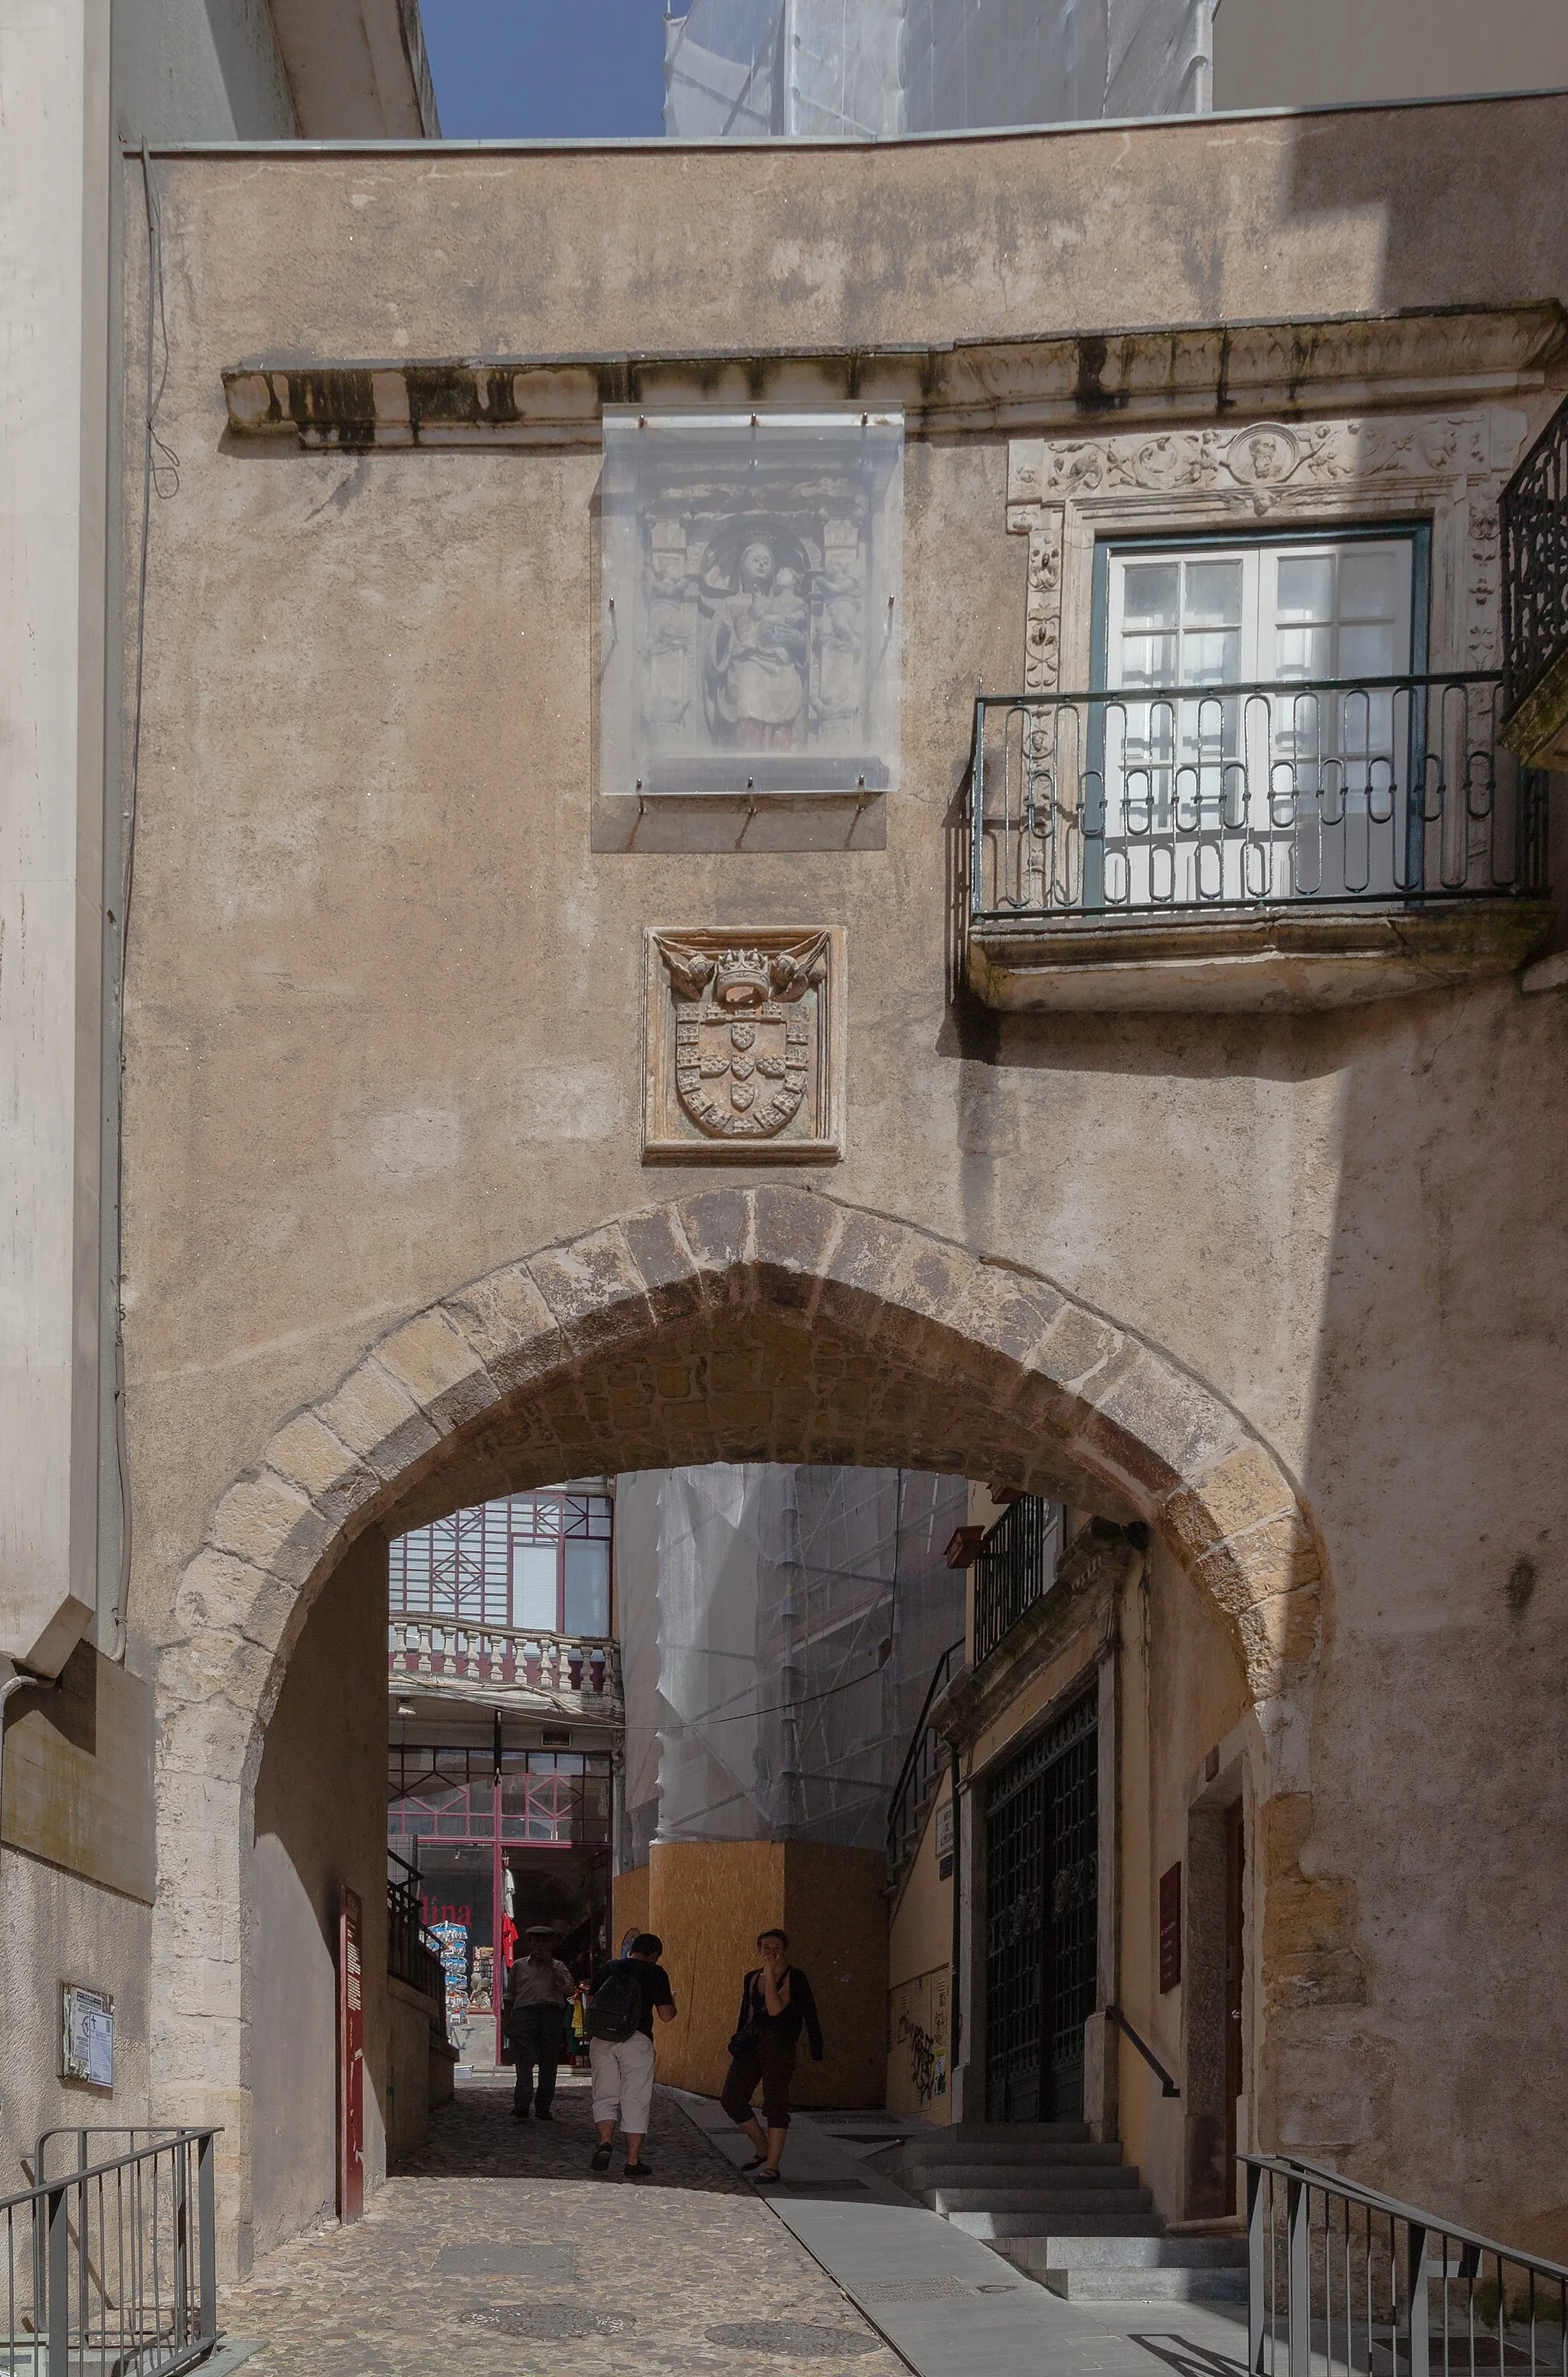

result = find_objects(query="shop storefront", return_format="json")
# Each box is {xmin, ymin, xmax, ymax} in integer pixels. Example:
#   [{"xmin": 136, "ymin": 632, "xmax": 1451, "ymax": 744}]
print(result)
[{"xmin": 388, "ymin": 1744, "xmax": 612, "ymax": 2060}]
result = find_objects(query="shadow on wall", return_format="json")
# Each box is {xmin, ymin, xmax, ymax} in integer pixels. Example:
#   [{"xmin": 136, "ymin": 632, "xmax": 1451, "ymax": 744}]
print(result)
[
  {"xmin": 1280, "ymin": 91, "xmax": 1568, "ymax": 321},
  {"xmin": 1289, "ymin": 975, "xmax": 1568, "ymax": 2245},
  {"xmin": 250, "ymin": 1530, "xmax": 390, "ymax": 2258}
]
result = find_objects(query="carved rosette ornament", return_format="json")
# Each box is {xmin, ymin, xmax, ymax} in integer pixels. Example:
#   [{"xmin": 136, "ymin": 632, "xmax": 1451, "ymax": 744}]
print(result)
[{"xmin": 643, "ymin": 927, "xmax": 844, "ymax": 1163}]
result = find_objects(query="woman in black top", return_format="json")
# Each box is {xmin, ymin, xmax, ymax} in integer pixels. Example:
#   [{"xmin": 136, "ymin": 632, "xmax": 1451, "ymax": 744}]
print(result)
[{"xmin": 720, "ymin": 1927, "xmax": 823, "ymax": 2181}]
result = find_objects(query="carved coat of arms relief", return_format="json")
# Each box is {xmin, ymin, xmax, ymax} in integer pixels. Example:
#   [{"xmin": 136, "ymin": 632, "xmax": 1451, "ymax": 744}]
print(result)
[{"xmin": 643, "ymin": 927, "xmax": 843, "ymax": 1163}]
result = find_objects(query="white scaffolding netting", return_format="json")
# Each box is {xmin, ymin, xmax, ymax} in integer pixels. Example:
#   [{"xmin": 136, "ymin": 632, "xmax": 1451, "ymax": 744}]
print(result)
[
  {"xmin": 616, "ymin": 1464, "xmax": 967, "ymax": 1852},
  {"xmin": 663, "ymin": 0, "xmax": 1213, "ymax": 137}
]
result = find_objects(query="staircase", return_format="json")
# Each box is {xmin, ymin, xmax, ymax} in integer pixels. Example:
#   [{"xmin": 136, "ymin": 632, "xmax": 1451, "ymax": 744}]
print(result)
[{"xmin": 876, "ymin": 2123, "xmax": 1249, "ymax": 2303}]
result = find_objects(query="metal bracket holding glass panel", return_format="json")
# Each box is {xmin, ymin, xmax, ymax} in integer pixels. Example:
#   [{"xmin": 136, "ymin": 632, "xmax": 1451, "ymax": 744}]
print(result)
[{"xmin": 600, "ymin": 409, "xmax": 903, "ymax": 799}]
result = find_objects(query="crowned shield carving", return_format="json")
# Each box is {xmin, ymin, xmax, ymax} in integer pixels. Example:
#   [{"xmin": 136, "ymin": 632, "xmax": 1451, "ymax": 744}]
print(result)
[{"xmin": 643, "ymin": 927, "xmax": 844, "ymax": 1163}]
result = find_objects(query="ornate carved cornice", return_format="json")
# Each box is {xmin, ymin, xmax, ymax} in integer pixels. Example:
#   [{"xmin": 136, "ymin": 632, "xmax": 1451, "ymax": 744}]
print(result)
[
  {"xmin": 1008, "ymin": 404, "xmax": 1534, "ymax": 686},
  {"xmin": 222, "ymin": 305, "xmax": 1565, "ymax": 450}
]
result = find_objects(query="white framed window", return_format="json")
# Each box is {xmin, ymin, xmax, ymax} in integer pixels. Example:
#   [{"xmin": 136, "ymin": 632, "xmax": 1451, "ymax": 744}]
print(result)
[
  {"xmin": 1107, "ymin": 538, "xmax": 1414, "ymax": 692},
  {"xmin": 1094, "ymin": 533, "xmax": 1423, "ymax": 907}
]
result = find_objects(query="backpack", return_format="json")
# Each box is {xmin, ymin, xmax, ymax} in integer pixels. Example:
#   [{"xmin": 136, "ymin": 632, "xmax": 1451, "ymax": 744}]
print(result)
[{"xmin": 584, "ymin": 1959, "xmax": 644, "ymax": 2044}]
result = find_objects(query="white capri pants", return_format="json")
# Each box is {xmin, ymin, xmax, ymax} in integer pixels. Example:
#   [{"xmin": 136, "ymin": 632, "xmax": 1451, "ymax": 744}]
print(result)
[{"xmin": 590, "ymin": 2030, "xmax": 655, "ymax": 2133}]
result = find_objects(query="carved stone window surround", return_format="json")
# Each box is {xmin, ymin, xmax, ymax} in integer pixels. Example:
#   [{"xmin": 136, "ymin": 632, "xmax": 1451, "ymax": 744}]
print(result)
[{"xmin": 1005, "ymin": 407, "xmax": 1533, "ymax": 694}]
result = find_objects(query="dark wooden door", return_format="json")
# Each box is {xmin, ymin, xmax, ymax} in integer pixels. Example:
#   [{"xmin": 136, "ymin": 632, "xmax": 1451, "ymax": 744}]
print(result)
[
  {"xmin": 1223, "ymin": 1797, "xmax": 1245, "ymax": 2210},
  {"xmin": 985, "ymin": 1692, "xmax": 1098, "ymax": 2122}
]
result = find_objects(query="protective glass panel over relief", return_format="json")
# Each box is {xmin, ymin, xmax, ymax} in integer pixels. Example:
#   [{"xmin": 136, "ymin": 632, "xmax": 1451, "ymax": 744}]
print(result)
[{"xmin": 601, "ymin": 409, "xmax": 904, "ymax": 797}]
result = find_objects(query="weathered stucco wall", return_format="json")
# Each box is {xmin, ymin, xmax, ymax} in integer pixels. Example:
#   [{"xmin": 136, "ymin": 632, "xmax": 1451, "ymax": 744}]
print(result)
[
  {"xmin": 0, "ymin": 1851, "xmax": 153, "ymax": 2180},
  {"xmin": 119, "ymin": 102, "xmax": 1568, "ymax": 2248},
  {"xmin": 250, "ymin": 1530, "xmax": 387, "ymax": 2261}
]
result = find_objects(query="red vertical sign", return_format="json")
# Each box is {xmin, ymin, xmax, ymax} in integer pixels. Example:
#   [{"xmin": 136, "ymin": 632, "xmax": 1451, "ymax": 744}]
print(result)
[
  {"xmin": 338, "ymin": 1885, "xmax": 364, "ymax": 2223},
  {"xmin": 1158, "ymin": 1861, "xmax": 1182, "ymax": 1994}
]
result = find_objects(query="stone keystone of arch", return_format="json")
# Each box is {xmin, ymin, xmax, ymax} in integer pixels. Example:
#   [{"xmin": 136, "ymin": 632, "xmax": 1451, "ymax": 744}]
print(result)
[{"xmin": 161, "ymin": 1185, "xmax": 1323, "ymax": 1800}]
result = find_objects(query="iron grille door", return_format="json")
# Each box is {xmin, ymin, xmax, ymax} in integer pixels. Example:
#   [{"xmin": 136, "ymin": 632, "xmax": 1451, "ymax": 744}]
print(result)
[{"xmin": 985, "ymin": 1690, "xmax": 1098, "ymax": 2122}]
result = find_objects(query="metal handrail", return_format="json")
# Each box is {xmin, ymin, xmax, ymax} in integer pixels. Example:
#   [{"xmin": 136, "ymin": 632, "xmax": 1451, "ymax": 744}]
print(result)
[
  {"xmin": 1243, "ymin": 2150, "xmax": 1568, "ymax": 2377},
  {"xmin": 1106, "ymin": 2004, "xmax": 1180, "ymax": 2099},
  {"xmin": 2, "ymin": 2126, "xmax": 220, "ymax": 2377},
  {"xmin": 968, "ymin": 670, "xmax": 1546, "ymax": 920},
  {"xmin": 387, "ymin": 1846, "xmax": 446, "ymax": 2007},
  {"xmin": 972, "ymin": 1496, "xmax": 1065, "ymax": 1666},
  {"xmin": 1501, "ymin": 391, "xmax": 1568, "ymax": 712},
  {"xmin": 1253, "ymin": 2155, "xmax": 1568, "ymax": 2284},
  {"xmin": 886, "ymin": 1637, "xmax": 965, "ymax": 1878}
]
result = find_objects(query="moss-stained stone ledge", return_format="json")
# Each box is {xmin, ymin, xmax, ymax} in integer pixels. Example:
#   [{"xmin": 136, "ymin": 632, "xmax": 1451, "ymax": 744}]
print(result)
[
  {"xmin": 968, "ymin": 898, "xmax": 1556, "ymax": 1013},
  {"xmin": 221, "ymin": 306, "xmax": 1563, "ymax": 450}
]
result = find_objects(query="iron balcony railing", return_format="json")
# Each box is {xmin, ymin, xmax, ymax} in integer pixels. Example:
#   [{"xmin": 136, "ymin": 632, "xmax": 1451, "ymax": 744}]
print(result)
[
  {"xmin": 387, "ymin": 1846, "xmax": 446, "ymax": 2007},
  {"xmin": 969, "ymin": 675, "xmax": 1546, "ymax": 921},
  {"xmin": 1501, "ymin": 393, "xmax": 1568, "ymax": 714},
  {"xmin": 886, "ymin": 1637, "xmax": 965, "ymax": 1882},
  {"xmin": 972, "ymin": 1496, "xmax": 1066, "ymax": 1666},
  {"xmin": 4, "ymin": 2127, "xmax": 219, "ymax": 2376},
  {"xmin": 388, "ymin": 1618, "xmax": 621, "ymax": 1702},
  {"xmin": 1246, "ymin": 2153, "xmax": 1568, "ymax": 2377}
]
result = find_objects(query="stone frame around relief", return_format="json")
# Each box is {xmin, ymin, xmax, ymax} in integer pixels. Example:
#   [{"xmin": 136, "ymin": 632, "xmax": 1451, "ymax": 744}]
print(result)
[
  {"xmin": 642, "ymin": 926, "xmax": 845, "ymax": 1165},
  {"xmin": 601, "ymin": 410, "xmax": 903, "ymax": 801}
]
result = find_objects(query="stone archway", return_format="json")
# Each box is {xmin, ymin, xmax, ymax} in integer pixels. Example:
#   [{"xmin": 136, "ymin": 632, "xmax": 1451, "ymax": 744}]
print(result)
[{"xmin": 152, "ymin": 1185, "xmax": 1322, "ymax": 2252}]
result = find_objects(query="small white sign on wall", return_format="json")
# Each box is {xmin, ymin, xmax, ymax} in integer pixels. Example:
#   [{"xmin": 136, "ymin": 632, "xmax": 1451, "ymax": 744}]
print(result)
[
  {"xmin": 935, "ymin": 1800, "xmax": 955, "ymax": 1859},
  {"xmin": 60, "ymin": 1983, "xmax": 114, "ymax": 2089}
]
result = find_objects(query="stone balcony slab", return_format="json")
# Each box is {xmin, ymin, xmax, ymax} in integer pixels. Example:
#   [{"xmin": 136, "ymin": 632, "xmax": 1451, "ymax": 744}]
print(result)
[{"xmin": 966, "ymin": 900, "xmax": 1554, "ymax": 1013}]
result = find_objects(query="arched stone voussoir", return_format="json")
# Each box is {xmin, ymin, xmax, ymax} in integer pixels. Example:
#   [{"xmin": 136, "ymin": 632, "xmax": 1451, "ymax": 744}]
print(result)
[{"xmin": 168, "ymin": 1185, "xmax": 1324, "ymax": 1769}]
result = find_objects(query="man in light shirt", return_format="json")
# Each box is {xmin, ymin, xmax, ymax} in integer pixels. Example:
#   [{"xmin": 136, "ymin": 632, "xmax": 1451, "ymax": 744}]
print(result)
[{"xmin": 504, "ymin": 1924, "xmax": 573, "ymax": 2120}]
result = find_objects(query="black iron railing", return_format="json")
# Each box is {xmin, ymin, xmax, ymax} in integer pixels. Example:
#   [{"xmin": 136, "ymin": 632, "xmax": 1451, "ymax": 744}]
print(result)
[
  {"xmin": 387, "ymin": 1846, "xmax": 446, "ymax": 2006},
  {"xmin": 969, "ymin": 675, "xmax": 1547, "ymax": 921},
  {"xmin": 1501, "ymin": 394, "xmax": 1568, "ymax": 714},
  {"xmin": 886, "ymin": 1637, "xmax": 965, "ymax": 1882},
  {"xmin": 5, "ymin": 2127, "xmax": 220, "ymax": 2375},
  {"xmin": 1246, "ymin": 2154, "xmax": 1568, "ymax": 2377},
  {"xmin": 972, "ymin": 1496, "xmax": 1065, "ymax": 1666}
]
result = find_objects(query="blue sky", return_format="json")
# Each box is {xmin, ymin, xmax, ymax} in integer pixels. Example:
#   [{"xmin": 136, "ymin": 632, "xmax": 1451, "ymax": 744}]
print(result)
[{"xmin": 421, "ymin": 0, "xmax": 672, "ymax": 138}]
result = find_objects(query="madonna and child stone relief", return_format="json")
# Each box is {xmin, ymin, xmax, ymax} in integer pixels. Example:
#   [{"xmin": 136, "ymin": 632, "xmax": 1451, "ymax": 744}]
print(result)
[
  {"xmin": 643, "ymin": 928, "xmax": 844, "ymax": 1162},
  {"xmin": 602, "ymin": 410, "xmax": 903, "ymax": 799}
]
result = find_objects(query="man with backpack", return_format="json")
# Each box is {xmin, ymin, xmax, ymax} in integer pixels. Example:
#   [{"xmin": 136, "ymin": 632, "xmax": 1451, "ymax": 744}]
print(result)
[{"xmin": 583, "ymin": 1931, "xmax": 676, "ymax": 2177}]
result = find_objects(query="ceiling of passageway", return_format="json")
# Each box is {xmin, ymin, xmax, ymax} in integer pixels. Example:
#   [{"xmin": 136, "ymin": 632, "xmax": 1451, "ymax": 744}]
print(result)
[{"xmin": 371, "ymin": 1306, "xmax": 1141, "ymax": 1547}]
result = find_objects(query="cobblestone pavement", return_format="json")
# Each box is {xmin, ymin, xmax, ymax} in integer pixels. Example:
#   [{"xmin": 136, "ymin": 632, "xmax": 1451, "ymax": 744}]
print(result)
[{"xmin": 224, "ymin": 2074, "xmax": 906, "ymax": 2376}]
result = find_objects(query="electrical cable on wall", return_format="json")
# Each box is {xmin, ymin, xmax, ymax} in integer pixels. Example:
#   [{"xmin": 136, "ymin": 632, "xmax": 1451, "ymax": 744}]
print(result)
[{"xmin": 106, "ymin": 147, "xmax": 180, "ymax": 1657}]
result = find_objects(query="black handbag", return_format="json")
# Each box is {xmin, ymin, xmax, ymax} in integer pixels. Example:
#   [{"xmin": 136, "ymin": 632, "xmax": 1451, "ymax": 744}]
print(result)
[{"xmin": 727, "ymin": 2022, "xmax": 759, "ymax": 2059}]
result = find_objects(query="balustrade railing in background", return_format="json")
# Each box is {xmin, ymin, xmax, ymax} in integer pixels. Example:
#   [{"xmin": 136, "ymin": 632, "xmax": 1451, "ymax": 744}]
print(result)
[
  {"xmin": 3, "ymin": 2128, "xmax": 218, "ymax": 2376},
  {"xmin": 972, "ymin": 1496, "xmax": 1065, "ymax": 1666},
  {"xmin": 387, "ymin": 1619, "xmax": 620, "ymax": 1701},
  {"xmin": 1246, "ymin": 2155, "xmax": 1568, "ymax": 2377},
  {"xmin": 387, "ymin": 1847, "xmax": 446, "ymax": 2007},
  {"xmin": 1501, "ymin": 394, "xmax": 1568, "ymax": 716},
  {"xmin": 969, "ymin": 677, "xmax": 1545, "ymax": 921},
  {"xmin": 886, "ymin": 1637, "xmax": 965, "ymax": 1882}
]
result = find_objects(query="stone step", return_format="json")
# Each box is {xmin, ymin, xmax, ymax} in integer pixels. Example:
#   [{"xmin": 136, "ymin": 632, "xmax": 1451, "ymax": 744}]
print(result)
[
  {"xmin": 960, "ymin": 2209, "xmax": 1167, "ymax": 2241},
  {"xmin": 900, "ymin": 2140, "xmax": 1127, "ymax": 2169},
  {"xmin": 929, "ymin": 2179, "xmax": 1154, "ymax": 2216},
  {"xmin": 946, "ymin": 2201, "xmax": 1160, "ymax": 2238},
  {"xmin": 936, "ymin": 2139, "xmax": 1097, "ymax": 2158},
  {"xmin": 919, "ymin": 2157, "xmax": 1139, "ymax": 2189},
  {"xmin": 1037, "ymin": 2264, "xmax": 1251, "ymax": 2304},
  {"xmin": 1001, "ymin": 2234, "xmax": 1249, "ymax": 2271}
]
